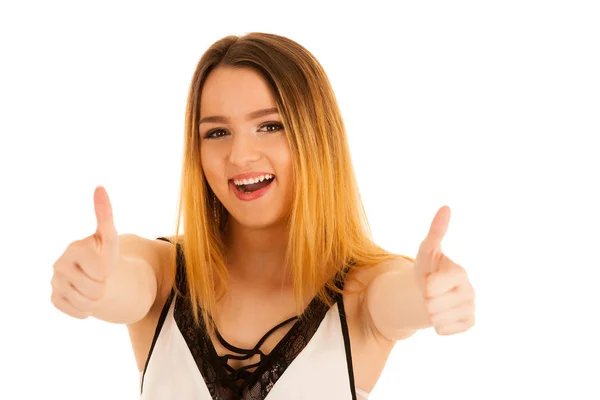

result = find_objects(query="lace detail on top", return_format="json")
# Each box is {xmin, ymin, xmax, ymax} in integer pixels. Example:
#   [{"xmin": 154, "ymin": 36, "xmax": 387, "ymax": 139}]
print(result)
[
  {"xmin": 213, "ymin": 315, "xmax": 298, "ymax": 384},
  {"xmin": 167, "ymin": 240, "xmax": 346, "ymax": 400}
]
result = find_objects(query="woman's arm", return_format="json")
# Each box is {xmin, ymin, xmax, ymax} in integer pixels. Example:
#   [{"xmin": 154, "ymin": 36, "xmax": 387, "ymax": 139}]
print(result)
[
  {"xmin": 365, "ymin": 257, "xmax": 430, "ymax": 341},
  {"xmin": 89, "ymin": 233, "xmax": 164, "ymax": 324},
  {"xmin": 365, "ymin": 206, "xmax": 476, "ymax": 341}
]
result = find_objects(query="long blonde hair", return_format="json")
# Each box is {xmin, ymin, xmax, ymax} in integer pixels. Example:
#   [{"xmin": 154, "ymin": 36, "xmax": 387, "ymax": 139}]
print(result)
[{"xmin": 169, "ymin": 32, "xmax": 402, "ymax": 329}]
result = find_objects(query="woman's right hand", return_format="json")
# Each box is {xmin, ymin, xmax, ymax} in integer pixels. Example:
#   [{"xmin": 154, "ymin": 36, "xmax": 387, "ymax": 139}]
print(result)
[{"xmin": 51, "ymin": 186, "xmax": 120, "ymax": 319}]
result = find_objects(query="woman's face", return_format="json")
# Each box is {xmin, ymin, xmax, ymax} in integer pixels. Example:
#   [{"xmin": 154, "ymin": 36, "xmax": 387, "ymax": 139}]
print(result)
[{"xmin": 199, "ymin": 66, "xmax": 294, "ymax": 229}]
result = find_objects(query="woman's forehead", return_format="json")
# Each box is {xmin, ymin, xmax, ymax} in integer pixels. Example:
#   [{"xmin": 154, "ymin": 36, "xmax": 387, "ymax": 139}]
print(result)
[{"xmin": 200, "ymin": 67, "xmax": 277, "ymax": 118}]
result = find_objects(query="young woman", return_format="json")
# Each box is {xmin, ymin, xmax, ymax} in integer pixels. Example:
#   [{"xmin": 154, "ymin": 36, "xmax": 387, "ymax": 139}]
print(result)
[{"xmin": 50, "ymin": 32, "xmax": 476, "ymax": 399}]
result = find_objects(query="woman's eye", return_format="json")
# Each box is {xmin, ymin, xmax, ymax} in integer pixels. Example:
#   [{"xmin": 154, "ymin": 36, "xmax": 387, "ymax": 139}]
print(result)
[
  {"xmin": 204, "ymin": 129, "xmax": 228, "ymax": 139},
  {"xmin": 259, "ymin": 122, "xmax": 283, "ymax": 133},
  {"xmin": 203, "ymin": 123, "xmax": 282, "ymax": 139}
]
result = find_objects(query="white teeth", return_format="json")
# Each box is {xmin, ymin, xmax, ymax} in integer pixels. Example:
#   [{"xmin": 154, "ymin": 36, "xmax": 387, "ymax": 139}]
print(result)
[{"xmin": 233, "ymin": 174, "xmax": 274, "ymax": 186}]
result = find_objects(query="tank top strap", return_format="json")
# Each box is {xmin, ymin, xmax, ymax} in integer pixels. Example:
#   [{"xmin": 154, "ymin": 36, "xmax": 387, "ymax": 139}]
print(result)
[
  {"xmin": 329, "ymin": 260, "xmax": 354, "ymax": 300},
  {"xmin": 156, "ymin": 236, "xmax": 188, "ymax": 295}
]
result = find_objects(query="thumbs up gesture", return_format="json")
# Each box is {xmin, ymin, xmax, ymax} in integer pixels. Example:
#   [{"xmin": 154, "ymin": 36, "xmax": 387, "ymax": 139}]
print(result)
[
  {"xmin": 414, "ymin": 206, "xmax": 475, "ymax": 335},
  {"xmin": 50, "ymin": 186, "xmax": 120, "ymax": 319}
]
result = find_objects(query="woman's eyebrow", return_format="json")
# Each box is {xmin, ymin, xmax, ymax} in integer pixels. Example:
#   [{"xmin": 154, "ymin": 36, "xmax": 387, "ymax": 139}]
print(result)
[{"xmin": 199, "ymin": 107, "xmax": 279, "ymax": 124}]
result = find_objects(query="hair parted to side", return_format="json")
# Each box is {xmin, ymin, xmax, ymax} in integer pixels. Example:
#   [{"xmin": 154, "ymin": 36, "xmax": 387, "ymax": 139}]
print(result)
[{"xmin": 168, "ymin": 32, "xmax": 412, "ymax": 330}]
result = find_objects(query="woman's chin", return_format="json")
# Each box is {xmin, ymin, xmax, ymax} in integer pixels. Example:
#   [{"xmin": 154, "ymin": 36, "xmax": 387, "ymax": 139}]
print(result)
[{"xmin": 228, "ymin": 213, "xmax": 287, "ymax": 231}]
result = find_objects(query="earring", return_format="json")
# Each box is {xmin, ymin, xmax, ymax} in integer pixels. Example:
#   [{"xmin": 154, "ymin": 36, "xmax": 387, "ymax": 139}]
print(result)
[{"xmin": 212, "ymin": 193, "xmax": 219, "ymax": 225}]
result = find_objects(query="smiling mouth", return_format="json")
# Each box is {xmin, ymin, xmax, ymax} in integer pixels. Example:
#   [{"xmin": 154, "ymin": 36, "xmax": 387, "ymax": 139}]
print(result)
[{"xmin": 230, "ymin": 174, "xmax": 275, "ymax": 193}]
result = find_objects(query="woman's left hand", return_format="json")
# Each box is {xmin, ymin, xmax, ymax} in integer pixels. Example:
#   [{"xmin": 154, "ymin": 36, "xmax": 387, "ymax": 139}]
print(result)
[{"xmin": 414, "ymin": 206, "xmax": 476, "ymax": 335}]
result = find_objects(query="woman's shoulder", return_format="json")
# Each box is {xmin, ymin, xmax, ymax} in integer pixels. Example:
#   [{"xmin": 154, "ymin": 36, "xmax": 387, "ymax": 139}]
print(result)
[
  {"xmin": 119, "ymin": 233, "xmax": 180, "ymax": 270},
  {"xmin": 119, "ymin": 233, "xmax": 182, "ymax": 303},
  {"xmin": 341, "ymin": 254, "xmax": 415, "ymax": 334},
  {"xmin": 345, "ymin": 254, "xmax": 414, "ymax": 291}
]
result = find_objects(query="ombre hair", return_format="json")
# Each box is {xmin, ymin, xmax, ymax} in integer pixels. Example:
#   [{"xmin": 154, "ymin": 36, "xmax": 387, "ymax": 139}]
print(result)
[{"xmin": 168, "ymin": 32, "xmax": 408, "ymax": 329}]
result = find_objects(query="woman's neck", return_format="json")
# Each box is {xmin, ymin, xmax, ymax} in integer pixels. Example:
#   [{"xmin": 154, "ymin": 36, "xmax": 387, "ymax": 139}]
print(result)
[{"xmin": 224, "ymin": 219, "xmax": 292, "ymax": 290}]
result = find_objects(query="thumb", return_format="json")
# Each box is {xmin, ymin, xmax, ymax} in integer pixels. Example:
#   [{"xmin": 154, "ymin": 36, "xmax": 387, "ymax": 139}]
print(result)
[
  {"xmin": 419, "ymin": 205, "xmax": 451, "ymax": 254},
  {"xmin": 94, "ymin": 186, "xmax": 118, "ymax": 249}
]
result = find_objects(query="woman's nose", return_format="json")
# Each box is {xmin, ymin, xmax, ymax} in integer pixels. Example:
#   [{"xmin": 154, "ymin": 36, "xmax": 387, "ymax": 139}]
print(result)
[{"xmin": 228, "ymin": 133, "xmax": 261, "ymax": 167}]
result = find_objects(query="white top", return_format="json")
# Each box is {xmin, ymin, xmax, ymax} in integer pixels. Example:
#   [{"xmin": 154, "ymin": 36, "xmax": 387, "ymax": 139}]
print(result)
[
  {"xmin": 141, "ymin": 295, "xmax": 370, "ymax": 399},
  {"xmin": 141, "ymin": 237, "xmax": 369, "ymax": 399}
]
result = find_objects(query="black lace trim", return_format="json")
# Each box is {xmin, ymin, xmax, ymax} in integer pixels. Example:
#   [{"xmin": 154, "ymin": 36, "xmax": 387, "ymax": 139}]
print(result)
[
  {"xmin": 212, "ymin": 314, "xmax": 299, "ymax": 384},
  {"xmin": 170, "ymin": 241, "xmax": 346, "ymax": 400}
]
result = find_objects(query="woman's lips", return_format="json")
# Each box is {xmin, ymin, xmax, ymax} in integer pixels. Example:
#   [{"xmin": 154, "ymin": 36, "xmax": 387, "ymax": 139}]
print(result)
[{"xmin": 229, "ymin": 177, "xmax": 275, "ymax": 201}]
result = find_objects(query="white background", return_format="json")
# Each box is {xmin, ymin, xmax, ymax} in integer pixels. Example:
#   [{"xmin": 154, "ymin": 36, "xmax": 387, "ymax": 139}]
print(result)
[{"xmin": 1, "ymin": 1, "xmax": 599, "ymax": 399}]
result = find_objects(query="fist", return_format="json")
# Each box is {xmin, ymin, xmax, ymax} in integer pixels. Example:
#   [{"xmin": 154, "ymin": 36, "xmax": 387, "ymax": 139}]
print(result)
[
  {"xmin": 415, "ymin": 206, "xmax": 476, "ymax": 335},
  {"xmin": 50, "ymin": 186, "xmax": 119, "ymax": 319},
  {"xmin": 423, "ymin": 261, "xmax": 475, "ymax": 335}
]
